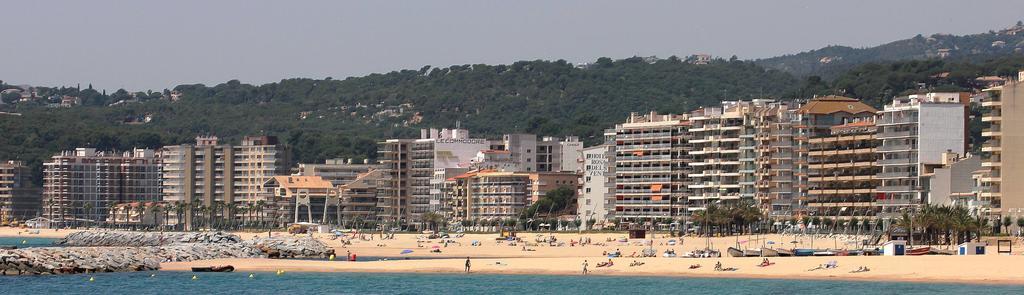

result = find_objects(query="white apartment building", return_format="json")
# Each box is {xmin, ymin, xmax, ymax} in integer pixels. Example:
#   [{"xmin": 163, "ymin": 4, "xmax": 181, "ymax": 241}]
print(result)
[
  {"xmin": 614, "ymin": 112, "xmax": 691, "ymax": 222},
  {"xmin": 876, "ymin": 93, "xmax": 967, "ymax": 217},
  {"xmin": 577, "ymin": 144, "xmax": 613, "ymax": 226}
]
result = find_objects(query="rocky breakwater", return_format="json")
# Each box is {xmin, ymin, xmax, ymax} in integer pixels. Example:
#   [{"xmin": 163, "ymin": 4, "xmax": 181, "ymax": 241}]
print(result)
[
  {"xmin": 1, "ymin": 231, "xmax": 334, "ymax": 275},
  {"xmin": 246, "ymin": 236, "xmax": 335, "ymax": 259},
  {"xmin": 55, "ymin": 231, "xmax": 242, "ymax": 247},
  {"xmin": 0, "ymin": 243, "xmax": 263, "ymax": 275}
]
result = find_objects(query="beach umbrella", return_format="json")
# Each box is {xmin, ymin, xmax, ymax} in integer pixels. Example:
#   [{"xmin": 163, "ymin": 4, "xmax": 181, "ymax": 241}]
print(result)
[{"xmin": 400, "ymin": 249, "xmax": 414, "ymax": 255}]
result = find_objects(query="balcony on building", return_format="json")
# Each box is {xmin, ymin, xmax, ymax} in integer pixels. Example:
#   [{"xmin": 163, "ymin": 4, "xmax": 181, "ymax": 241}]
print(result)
[
  {"xmin": 982, "ymin": 125, "xmax": 1002, "ymax": 137},
  {"xmin": 981, "ymin": 110, "xmax": 1002, "ymax": 122}
]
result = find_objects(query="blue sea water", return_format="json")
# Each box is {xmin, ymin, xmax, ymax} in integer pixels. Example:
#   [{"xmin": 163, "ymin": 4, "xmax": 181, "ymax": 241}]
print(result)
[
  {"xmin": 0, "ymin": 237, "xmax": 58, "ymax": 248},
  {"xmin": 0, "ymin": 272, "xmax": 1019, "ymax": 295}
]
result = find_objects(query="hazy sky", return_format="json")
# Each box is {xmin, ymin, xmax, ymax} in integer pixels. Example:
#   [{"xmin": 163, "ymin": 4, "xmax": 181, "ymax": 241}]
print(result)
[{"xmin": 2, "ymin": 0, "xmax": 1022, "ymax": 91}]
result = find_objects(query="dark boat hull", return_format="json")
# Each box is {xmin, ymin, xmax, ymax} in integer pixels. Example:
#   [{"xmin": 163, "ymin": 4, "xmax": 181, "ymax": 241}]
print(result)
[{"xmin": 192, "ymin": 265, "xmax": 235, "ymax": 272}]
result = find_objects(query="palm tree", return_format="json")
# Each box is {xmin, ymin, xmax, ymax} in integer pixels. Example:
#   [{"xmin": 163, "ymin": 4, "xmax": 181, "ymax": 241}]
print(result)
[
  {"xmin": 149, "ymin": 204, "xmax": 162, "ymax": 230},
  {"xmin": 227, "ymin": 202, "xmax": 238, "ymax": 230},
  {"xmin": 1002, "ymin": 216, "xmax": 1012, "ymax": 235},
  {"xmin": 82, "ymin": 201, "xmax": 94, "ymax": 227},
  {"xmin": 135, "ymin": 204, "xmax": 147, "ymax": 229},
  {"xmin": 1016, "ymin": 218, "xmax": 1024, "ymax": 237},
  {"xmin": 422, "ymin": 212, "xmax": 444, "ymax": 232},
  {"xmin": 255, "ymin": 200, "xmax": 267, "ymax": 229},
  {"xmin": 173, "ymin": 201, "xmax": 184, "ymax": 230}
]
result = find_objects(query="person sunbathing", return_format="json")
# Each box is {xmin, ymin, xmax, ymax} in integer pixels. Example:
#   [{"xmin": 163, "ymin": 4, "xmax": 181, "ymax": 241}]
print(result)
[
  {"xmin": 596, "ymin": 259, "xmax": 614, "ymax": 268},
  {"xmin": 688, "ymin": 264, "xmax": 701, "ymax": 269}
]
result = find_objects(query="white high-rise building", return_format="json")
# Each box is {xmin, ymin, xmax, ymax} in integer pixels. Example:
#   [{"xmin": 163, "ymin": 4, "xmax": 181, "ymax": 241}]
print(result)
[
  {"xmin": 577, "ymin": 145, "xmax": 613, "ymax": 226},
  {"xmin": 876, "ymin": 93, "xmax": 967, "ymax": 216}
]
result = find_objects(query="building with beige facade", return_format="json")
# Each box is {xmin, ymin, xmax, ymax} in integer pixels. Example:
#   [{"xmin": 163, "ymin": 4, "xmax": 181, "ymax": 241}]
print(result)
[
  {"xmin": 338, "ymin": 169, "xmax": 383, "ymax": 225},
  {"xmin": 743, "ymin": 100, "xmax": 799, "ymax": 218},
  {"xmin": 43, "ymin": 148, "xmax": 161, "ymax": 225},
  {"xmin": 805, "ymin": 120, "xmax": 879, "ymax": 220},
  {"xmin": 980, "ymin": 71, "xmax": 1024, "ymax": 221},
  {"xmin": 377, "ymin": 128, "xmax": 488, "ymax": 229},
  {"xmin": 294, "ymin": 158, "xmax": 377, "ymax": 186},
  {"xmin": 159, "ymin": 135, "xmax": 289, "ymax": 228},
  {"xmin": 0, "ymin": 160, "xmax": 40, "ymax": 221},
  {"xmin": 794, "ymin": 96, "xmax": 879, "ymax": 219}
]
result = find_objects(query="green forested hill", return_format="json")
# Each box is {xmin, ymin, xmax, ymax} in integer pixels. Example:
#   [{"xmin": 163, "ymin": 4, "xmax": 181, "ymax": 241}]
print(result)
[
  {"xmin": 0, "ymin": 57, "xmax": 798, "ymax": 180},
  {"xmin": 3, "ymin": 46, "xmax": 1024, "ymax": 184},
  {"xmin": 756, "ymin": 22, "xmax": 1024, "ymax": 79}
]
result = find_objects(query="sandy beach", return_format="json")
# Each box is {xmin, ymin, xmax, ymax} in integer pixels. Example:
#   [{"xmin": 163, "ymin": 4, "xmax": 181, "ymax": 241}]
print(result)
[
  {"xmin": 185, "ymin": 231, "xmax": 1024, "ymax": 284},
  {"xmin": 7, "ymin": 227, "xmax": 1024, "ymax": 284},
  {"xmin": 0, "ymin": 227, "xmax": 84, "ymax": 239},
  {"xmin": 161, "ymin": 255, "xmax": 1024, "ymax": 285}
]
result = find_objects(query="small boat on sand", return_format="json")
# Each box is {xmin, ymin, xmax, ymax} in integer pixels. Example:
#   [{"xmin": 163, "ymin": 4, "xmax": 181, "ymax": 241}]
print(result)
[
  {"xmin": 727, "ymin": 247, "xmax": 761, "ymax": 257},
  {"xmin": 774, "ymin": 248, "xmax": 794, "ymax": 257},
  {"xmin": 191, "ymin": 265, "xmax": 235, "ymax": 272},
  {"xmin": 908, "ymin": 247, "xmax": 931, "ymax": 256},
  {"xmin": 761, "ymin": 248, "xmax": 779, "ymax": 257}
]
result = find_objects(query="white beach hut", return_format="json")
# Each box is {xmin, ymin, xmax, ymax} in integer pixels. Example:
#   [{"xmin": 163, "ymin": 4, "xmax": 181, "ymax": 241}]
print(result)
[
  {"xmin": 882, "ymin": 240, "xmax": 906, "ymax": 256},
  {"xmin": 958, "ymin": 242, "xmax": 986, "ymax": 255}
]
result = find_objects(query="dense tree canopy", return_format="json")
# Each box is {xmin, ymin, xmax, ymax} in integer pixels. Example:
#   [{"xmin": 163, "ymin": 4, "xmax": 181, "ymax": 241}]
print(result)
[{"xmin": 2, "ymin": 51, "xmax": 1022, "ymax": 184}]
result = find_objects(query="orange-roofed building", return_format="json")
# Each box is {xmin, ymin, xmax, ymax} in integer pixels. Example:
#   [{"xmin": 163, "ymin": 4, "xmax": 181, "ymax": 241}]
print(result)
[{"xmin": 794, "ymin": 96, "xmax": 879, "ymax": 218}]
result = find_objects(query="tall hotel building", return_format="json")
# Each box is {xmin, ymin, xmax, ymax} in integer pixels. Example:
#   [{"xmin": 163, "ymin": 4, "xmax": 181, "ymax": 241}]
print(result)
[
  {"xmin": 688, "ymin": 105, "xmax": 748, "ymax": 209},
  {"xmin": 746, "ymin": 101, "xmax": 799, "ymax": 218},
  {"xmin": 377, "ymin": 128, "xmax": 488, "ymax": 228},
  {"xmin": 980, "ymin": 71, "xmax": 1024, "ymax": 220},
  {"xmin": 613, "ymin": 112, "xmax": 691, "ymax": 222},
  {"xmin": 805, "ymin": 119, "xmax": 879, "ymax": 219},
  {"xmin": 42, "ymin": 148, "xmax": 161, "ymax": 223},
  {"xmin": 0, "ymin": 161, "xmax": 40, "ymax": 220},
  {"xmin": 875, "ymin": 93, "xmax": 967, "ymax": 217},
  {"xmin": 793, "ymin": 96, "xmax": 879, "ymax": 218},
  {"xmin": 160, "ymin": 135, "xmax": 288, "ymax": 226}
]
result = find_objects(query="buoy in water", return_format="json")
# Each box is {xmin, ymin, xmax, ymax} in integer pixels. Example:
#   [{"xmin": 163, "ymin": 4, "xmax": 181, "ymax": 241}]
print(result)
[
  {"xmin": 329, "ymin": 254, "xmax": 335, "ymax": 261},
  {"xmin": 248, "ymin": 273, "xmax": 255, "ymax": 279},
  {"xmin": 192, "ymin": 275, "xmax": 198, "ymax": 280},
  {"xmin": 21, "ymin": 240, "xmax": 26, "ymax": 244},
  {"xmin": 150, "ymin": 274, "xmax": 156, "ymax": 277},
  {"xmin": 88, "ymin": 277, "xmax": 95, "ymax": 282}
]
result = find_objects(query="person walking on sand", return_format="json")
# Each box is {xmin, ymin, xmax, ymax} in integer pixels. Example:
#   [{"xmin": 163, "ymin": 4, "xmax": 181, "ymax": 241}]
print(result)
[
  {"xmin": 582, "ymin": 260, "xmax": 589, "ymax": 275},
  {"xmin": 465, "ymin": 257, "xmax": 471, "ymax": 273}
]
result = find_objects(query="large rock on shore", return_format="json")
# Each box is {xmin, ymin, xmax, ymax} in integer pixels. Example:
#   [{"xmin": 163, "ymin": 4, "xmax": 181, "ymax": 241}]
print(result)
[
  {"xmin": 246, "ymin": 236, "xmax": 334, "ymax": 258},
  {"xmin": 56, "ymin": 231, "xmax": 242, "ymax": 247}
]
